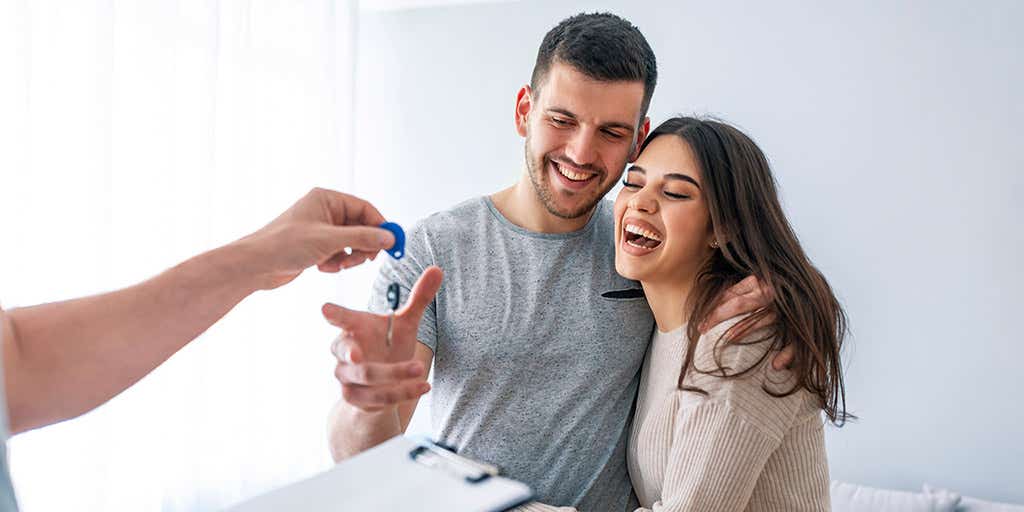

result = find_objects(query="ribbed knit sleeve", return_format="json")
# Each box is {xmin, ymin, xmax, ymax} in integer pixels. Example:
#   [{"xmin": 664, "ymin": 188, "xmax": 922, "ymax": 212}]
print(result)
[
  {"xmin": 637, "ymin": 399, "xmax": 786, "ymax": 511},
  {"xmin": 629, "ymin": 320, "xmax": 829, "ymax": 512}
]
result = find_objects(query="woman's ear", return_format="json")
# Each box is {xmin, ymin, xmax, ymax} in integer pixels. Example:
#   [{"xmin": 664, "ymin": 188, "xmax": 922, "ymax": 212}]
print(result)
[
  {"xmin": 707, "ymin": 224, "xmax": 721, "ymax": 250},
  {"xmin": 514, "ymin": 86, "xmax": 533, "ymax": 138}
]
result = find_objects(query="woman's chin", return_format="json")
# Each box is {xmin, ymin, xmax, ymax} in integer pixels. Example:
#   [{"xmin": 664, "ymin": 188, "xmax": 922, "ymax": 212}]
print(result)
[{"xmin": 615, "ymin": 257, "xmax": 649, "ymax": 282}]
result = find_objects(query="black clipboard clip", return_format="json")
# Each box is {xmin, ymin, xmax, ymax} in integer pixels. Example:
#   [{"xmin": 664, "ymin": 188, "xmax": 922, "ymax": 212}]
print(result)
[{"xmin": 408, "ymin": 440, "xmax": 500, "ymax": 484}]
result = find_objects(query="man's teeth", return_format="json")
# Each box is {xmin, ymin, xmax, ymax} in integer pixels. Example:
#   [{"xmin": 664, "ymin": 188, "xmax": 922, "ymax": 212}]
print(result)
[
  {"xmin": 556, "ymin": 163, "xmax": 591, "ymax": 181},
  {"xmin": 625, "ymin": 224, "xmax": 662, "ymax": 242}
]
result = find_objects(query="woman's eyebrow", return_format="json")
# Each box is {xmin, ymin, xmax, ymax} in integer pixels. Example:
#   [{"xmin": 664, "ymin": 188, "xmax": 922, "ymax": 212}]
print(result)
[
  {"xmin": 627, "ymin": 166, "xmax": 701, "ymax": 189},
  {"xmin": 665, "ymin": 173, "xmax": 701, "ymax": 190}
]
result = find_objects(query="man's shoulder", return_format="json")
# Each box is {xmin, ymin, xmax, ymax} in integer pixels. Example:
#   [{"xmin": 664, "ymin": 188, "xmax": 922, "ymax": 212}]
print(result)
[
  {"xmin": 588, "ymin": 198, "xmax": 618, "ymax": 242},
  {"xmin": 408, "ymin": 196, "xmax": 491, "ymax": 241},
  {"xmin": 593, "ymin": 198, "xmax": 616, "ymax": 225}
]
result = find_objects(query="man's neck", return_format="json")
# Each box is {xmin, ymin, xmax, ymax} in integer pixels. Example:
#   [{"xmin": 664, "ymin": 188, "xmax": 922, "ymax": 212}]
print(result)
[{"xmin": 490, "ymin": 175, "xmax": 596, "ymax": 234}]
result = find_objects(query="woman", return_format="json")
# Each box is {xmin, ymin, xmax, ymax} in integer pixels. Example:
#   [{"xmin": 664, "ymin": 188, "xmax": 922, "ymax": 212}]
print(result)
[
  {"xmin": 522, "ymin": 116, "xmax": 849, "ymax": 512},
  {"xmin": 618, "ymin": 116, "xmax": 849, "ymax": 511}
]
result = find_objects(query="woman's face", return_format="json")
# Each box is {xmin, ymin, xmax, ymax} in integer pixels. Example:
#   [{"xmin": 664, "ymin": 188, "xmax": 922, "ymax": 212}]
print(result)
[{"xmin": 614, "ymin": 134, "xmax": 716, "ymax": 286}]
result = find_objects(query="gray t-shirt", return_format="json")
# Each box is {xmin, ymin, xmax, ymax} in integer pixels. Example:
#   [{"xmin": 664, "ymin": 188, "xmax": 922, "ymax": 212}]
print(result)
[
  {"xmin": 369, "ymin": 197, "xmax": 654, "ymax": 510},
  {"xmin": 0, "ymin": 308, "xmax": 21, "ymax": 511}
]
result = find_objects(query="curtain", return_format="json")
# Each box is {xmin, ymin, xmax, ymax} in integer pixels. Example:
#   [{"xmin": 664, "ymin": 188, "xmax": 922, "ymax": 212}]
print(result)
[{"xmin": 0, "ymin": 1, "xmax": 359, "ymax": 510}]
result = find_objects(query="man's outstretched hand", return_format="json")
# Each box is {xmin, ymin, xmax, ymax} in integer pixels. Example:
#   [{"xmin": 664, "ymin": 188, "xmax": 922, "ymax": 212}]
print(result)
[{"xmin": 324, "ymin": 267, "xmax": 443, "ymax": 412}]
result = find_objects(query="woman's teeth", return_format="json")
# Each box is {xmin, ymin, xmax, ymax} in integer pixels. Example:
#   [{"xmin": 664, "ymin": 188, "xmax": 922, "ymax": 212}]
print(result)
[
  {"xmin": 625, "ymin": 224, "xmax": 662, "ymax": 242},
  {"xmin": 627, "ymin": 238, "xmax": 653, "ymax": 249},
  {"xmin": 624, "ymin": 223, "xmax": 663, "ymax": 250},
  {"xmin": 556, "ymin": 163, "xmax": 591, "ymax": 181}
]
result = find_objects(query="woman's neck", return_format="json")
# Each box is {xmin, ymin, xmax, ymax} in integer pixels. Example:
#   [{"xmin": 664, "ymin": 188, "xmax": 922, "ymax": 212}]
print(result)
[{"xmin": 641, "ymin": 277, "xmax": 695, "ymax": 333}]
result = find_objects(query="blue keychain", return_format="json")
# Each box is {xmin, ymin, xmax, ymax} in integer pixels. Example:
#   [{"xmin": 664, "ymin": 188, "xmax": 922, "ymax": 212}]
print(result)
[
  {"xmin": 379, "ymin": 222, "xmax": 405, "ymax": 349},
  {"xmin": 379, "ymin": 222, "xmax": 405, "ymax": 259}
]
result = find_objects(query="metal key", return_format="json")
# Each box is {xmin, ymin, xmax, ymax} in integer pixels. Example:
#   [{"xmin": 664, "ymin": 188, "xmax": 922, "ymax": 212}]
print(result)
[{"xmin": 385, "ymin": 283, "xmax": 401, "ymax": 348}]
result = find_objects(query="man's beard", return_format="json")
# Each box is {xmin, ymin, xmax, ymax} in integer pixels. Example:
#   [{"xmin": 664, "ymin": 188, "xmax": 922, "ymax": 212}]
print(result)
[{"xmin": 524, "ymin": 136, "xmax": 615, "ymax": 220}]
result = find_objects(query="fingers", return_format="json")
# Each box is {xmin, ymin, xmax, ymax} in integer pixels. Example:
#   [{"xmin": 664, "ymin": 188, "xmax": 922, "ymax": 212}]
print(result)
[
  {"xmin": 701, "ymin": 294, "xmax": 760, "ymax": 333},
  {"xmin": 330, "ymin": 334, "xmax": 429, "ymax": 411},
  {"xmin": 399, "ymin": 266, "xmax": 444, "ymax": 319},
  {"xmin": 318, "ymin": 249, "xmax": 377, "ymax": 273},
  {"xmin": 322, "ymin": 302, "xmax": 378, "ymax": 338},
  {"xmin": 727, "ymin": 274, "xmax": 760, "ymax": 297},
  {"xmin": 334, "ymin": 359, "xmax": 425, "ymax": 385},
  {"xmin": 339, "ymin": 380, "xmax": 431, "ymax": 411},
  {"xmin": 721, "ymin": 310, "xmax": 777, "ymax": 342},
  {"xmin": 330, "ymin": 334, "xmax": 363, "ymax": 364},
  {"xmin": 317, "ymin": 187, "xmax": 388, "ymax": 227},
  {"xmin": 319, "ymin": 225, "xmax": 395, "ymax": 254},
  {"xmin": 700, "ymin": 275, "xmax": 774, "ymax": 333},
  {"xmin": 772, "ymin": 343, "xmax": 796, "ymax": 371}
]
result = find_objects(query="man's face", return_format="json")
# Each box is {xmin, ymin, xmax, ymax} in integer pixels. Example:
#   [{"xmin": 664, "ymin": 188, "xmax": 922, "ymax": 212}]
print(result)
[{"xmin": 516, "ymin": 63, "xmax": 649, "ymax": 219}]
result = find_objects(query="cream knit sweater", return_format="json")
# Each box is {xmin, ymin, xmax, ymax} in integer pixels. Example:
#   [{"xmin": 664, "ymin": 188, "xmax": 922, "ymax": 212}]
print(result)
[{"xmin": 517, "ymin": 319, "xmax": 831, "ymax": 512}]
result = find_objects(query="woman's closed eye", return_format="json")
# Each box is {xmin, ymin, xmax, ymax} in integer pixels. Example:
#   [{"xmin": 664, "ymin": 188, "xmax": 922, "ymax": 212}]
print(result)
[{"xmin": 621, "ymin": 180, "xmax": 692, "ymax": 200}]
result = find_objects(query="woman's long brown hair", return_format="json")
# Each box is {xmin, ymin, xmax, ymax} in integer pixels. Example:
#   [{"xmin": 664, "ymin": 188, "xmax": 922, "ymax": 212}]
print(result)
[{"xmin": 642, "ymin": 116, "xmax": 852, "ymax": 425}]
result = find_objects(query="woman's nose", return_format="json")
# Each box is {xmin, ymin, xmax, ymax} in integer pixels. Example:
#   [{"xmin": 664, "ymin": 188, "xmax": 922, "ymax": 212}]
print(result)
[{"xmin": 628, "ymin": 189, "xmax": 658, "ymax": 214}]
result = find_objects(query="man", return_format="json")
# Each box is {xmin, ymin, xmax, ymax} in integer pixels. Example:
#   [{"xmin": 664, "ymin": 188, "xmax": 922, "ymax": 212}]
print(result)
[
  {"xmin": 326, "ymin": 13, "xmax": 779, "ymax": 509},
  {"xmin": 0, "ymin": 187, "xmax": 406, "ymax": 511}
]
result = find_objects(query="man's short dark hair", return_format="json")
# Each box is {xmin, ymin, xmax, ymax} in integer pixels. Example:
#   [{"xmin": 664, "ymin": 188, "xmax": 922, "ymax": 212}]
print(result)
[{"xmin": 530, "ymin": 12, "xmax": 658, "ymax": 121}]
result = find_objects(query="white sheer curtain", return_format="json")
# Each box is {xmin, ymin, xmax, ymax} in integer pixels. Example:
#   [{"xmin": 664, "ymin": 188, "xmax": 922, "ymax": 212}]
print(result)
[{"xmin": 0, "ymin": 1, "xmax": 359, "ymax": 510}]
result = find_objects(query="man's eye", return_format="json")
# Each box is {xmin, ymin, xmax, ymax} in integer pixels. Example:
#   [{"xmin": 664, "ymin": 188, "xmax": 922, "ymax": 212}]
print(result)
[
  {"xmin": 551, "ymin": 117, "xmax": 570, "ymax": 126},
  {"xmin": 621, "ymin": 180, "xmax": 641, "ymax": 189},
  {"xmin": 603, "ymin": 130, "xmax": 624, "ymax": 139}
]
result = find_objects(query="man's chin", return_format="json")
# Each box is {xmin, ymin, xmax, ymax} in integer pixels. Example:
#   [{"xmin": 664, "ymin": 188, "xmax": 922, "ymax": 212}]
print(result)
[{"xmin": 543, "ymin": 195, "xmax": 599, "ymax": 219}]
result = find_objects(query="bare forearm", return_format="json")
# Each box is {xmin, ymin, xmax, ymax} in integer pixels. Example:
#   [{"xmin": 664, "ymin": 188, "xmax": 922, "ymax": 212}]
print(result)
[
  {"xmin": 327, "ymin": 401, "xmax": 402, "ymax": 462},
  {"xmin": 3, "ymin": 243, "xmax": 258, "ymax": 433}
]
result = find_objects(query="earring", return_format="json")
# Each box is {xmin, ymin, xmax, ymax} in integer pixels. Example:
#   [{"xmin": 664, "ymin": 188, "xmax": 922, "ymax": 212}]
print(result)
[{"xmin": 710, "ymin": 240, "xmax": 719, "ymax": 249}]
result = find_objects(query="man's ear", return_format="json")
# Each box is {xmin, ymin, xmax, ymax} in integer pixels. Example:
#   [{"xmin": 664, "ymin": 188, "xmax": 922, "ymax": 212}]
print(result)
[
  {"xmin": 514, "ymin": 85, "xmax": 533, "ymax": 138},
  {"xmin": 628, "ymin": 116, "xmax": 651, "ymax": 162}
]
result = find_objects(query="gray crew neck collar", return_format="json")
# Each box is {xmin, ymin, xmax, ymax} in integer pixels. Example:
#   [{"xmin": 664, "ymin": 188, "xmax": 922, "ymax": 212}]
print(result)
[{"xmin": 481, "ymin": 195, "xmax": 605, "ymax": 240}]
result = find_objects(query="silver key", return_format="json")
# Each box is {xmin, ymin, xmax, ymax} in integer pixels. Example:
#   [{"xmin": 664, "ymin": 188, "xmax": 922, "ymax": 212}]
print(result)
[
  {"xmin": 385, "ymin": 283, "xmax": 401, "ymax": 348},
  {"xmin": 386, "ymin": 313, "xmax": 394, "ymax": 348}
]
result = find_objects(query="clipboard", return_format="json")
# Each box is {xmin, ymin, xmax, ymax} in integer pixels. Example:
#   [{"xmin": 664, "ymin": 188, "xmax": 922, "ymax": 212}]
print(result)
[{"xmin": 223, "ymin": 436, "xmax": 533, "ymax": 512}]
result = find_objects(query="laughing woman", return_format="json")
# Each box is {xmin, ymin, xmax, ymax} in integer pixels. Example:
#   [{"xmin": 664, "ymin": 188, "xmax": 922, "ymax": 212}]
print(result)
[
  {"xmin": 615, "ymin": 116, "xmax": 849, "ymax": 512},
  {"xmin": 520, "ymin": 117, "xmax": 849, "ymax": 512}
]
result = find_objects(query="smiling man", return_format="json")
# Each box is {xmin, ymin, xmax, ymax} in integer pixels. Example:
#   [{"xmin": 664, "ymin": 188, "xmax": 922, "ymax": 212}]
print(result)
[{"xmin": 328, "ymin": 13, "xmax": 657, "ymax": 509}]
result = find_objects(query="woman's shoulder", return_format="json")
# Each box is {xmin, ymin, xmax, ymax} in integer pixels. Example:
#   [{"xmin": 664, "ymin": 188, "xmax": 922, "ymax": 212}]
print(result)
[
  {"xmin": 692, "ymin": 315, "xmax": 779, "ymax": 381},
  {"xmin": 682, "ymin": 315, "xmax": 818, "ymax": 436}
]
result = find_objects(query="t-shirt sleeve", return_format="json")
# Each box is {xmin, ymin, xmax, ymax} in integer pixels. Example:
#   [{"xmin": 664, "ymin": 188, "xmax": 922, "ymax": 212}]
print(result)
[{"xmin": 366, "ymin": 219, "xmax": 439, "ymax": 352}]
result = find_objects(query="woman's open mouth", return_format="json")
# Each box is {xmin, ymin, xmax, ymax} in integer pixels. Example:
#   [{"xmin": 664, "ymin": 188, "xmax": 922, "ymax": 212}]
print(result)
[{"xmin": 622, "ymin": 220, "xmax": 663, "ymax": 255}]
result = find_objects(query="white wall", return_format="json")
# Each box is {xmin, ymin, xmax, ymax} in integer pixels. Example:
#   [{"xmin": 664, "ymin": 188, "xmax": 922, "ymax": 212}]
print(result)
[{"xmin": 346, "ymin": 0, "xmax": 1024, "ymax": 504}]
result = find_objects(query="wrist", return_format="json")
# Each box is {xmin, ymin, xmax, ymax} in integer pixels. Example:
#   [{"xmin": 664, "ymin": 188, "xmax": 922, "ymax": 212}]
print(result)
[{"xmin": 184, "ymin": 242, "xmax": 264, "ymax": 298}]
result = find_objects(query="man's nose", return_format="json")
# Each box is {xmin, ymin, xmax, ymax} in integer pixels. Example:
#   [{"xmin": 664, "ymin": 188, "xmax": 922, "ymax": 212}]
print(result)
[{"xmin": 565, "ymin": 129, "xmax": 598, "ymax": 167}]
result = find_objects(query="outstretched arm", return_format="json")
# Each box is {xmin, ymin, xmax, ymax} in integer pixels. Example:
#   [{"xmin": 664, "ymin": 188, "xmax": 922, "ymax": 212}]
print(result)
[{"xmin": 1, "ymin": 188, "xmax": 395, "ymax": 435}]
